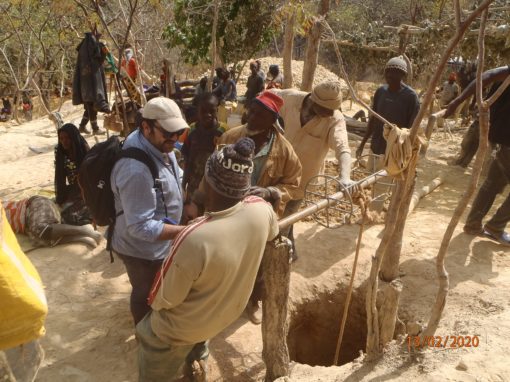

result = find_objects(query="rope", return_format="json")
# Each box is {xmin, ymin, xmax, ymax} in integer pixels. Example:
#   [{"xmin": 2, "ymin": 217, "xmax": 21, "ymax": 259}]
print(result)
[{"xmin": 333, "ymin": 192, "xmax": 369, "ymax": 366}]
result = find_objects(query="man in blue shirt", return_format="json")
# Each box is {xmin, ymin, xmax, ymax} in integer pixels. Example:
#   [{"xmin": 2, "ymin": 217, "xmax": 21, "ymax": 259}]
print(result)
[
  {"xmin": 110, "ymin": 97, "xmax": 189, "ymax": 325},
  {"xmin": 356, "ymin": 56, "xmax": 420, "ymax": 162}
]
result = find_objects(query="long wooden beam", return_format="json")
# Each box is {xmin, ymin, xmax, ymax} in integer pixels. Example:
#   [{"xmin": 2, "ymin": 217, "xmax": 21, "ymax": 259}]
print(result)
[{"xmin": 322, "ymin": 39, "xmax": 398, "ymax": 53}]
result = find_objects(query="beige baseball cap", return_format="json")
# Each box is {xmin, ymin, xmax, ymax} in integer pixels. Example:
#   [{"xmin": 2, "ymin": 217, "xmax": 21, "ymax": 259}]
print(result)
[{"xmin": 142, "ymin": 97, "xmax": 189, "ymax": 133}]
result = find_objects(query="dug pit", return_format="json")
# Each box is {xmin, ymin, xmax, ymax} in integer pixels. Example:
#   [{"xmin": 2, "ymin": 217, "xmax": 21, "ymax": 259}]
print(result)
[{"xmin": 287, "ymin": 286, "xmax": 367, "ymax": 367}]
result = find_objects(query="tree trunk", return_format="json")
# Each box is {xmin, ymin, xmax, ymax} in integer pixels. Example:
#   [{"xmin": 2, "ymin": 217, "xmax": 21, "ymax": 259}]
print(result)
[
  {"xmin": 364, "ymin": 0, "xmax": 494, "ymax": 359},
  {"xmin": 208, "ymin": 0, "xmax": 220, "ymax": 92},
  {"xmin": 377, "ymin": 280, "xmax": 403, "ymax": 346},
  {"xmin": 12, "ymin": 91, "xmax": 20, "ymax": 124},
  {"xmin": 37, "ymin": 74, "xmax": 51, "ymax": 111},
  {"xmin": 300, "ymin": 0, "xmax": 330, "ymax": 92},
  {"xmin": 379, "ymin": 176, "xmax": 416, "ymax": 282},
  {"xmin": 262, "ymin": 237, "xmax": 292, "ymax": 381},
  {"xmin": 365, "ymin": 174, "xmax": 417, "ymax": 359},
  {"xmin": 423, "ymin": 7, "xmax": 497, "ymax": 339},
  {"xmin": 282, "ymin": 11, "xmax": 295, "ymax": 89}
]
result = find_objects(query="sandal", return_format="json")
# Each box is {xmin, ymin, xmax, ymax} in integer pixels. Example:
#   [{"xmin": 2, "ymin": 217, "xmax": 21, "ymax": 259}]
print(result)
[{"xmin": 483, "ymin": 226, "xmax": 510, "ymax": 247}]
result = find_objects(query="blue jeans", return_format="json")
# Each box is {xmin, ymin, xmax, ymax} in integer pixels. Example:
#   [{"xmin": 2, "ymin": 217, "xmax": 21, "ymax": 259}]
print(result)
[{"xmin": 136, "ymin": 313, "xmax": 209, "ymax": 382}]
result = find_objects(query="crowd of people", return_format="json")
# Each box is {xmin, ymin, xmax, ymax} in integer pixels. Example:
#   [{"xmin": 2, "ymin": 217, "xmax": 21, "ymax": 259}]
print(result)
[
  {"xmin": 0, "ymin": 94, "xmax": 33, "ymax": 122},
  {"xmin": 1, "ymin": 48, "xmax": 509, "ymax": 381},
  {"xmin": 194, "ymin": 60, "xmax": 284, "ymax": 106}
]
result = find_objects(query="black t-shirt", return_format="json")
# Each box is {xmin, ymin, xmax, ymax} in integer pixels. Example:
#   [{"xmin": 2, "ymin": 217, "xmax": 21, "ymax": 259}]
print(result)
[
  {"xmin": 370, "ymin": 84, "xmax": 420, "ymax": 154},
  {"xmin": 488, "ymin": 66, "xmax": 510, "ymax": 147},
  {"xmin": 181, "ymin": 123, "xmax": 224, "ymax": 199},
  {"xmin": 245, "ymin": 73, "xmax": 264, "ymax": 103}
]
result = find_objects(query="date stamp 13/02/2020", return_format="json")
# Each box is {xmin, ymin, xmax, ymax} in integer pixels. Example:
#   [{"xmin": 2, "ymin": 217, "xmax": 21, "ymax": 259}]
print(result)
[{"xmin": 406, "ymin": 335, "xmax": 481, "ymax": 350}]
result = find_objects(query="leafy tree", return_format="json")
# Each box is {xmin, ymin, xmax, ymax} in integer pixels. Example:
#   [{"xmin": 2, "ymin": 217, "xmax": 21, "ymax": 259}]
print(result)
[
  {"xmin": 163, "ymin": 0, "xmax": 279, "ymax": 66},
  {"xmin": 0, "ymin": 0, "xmax": 83, "ymax": 110}
]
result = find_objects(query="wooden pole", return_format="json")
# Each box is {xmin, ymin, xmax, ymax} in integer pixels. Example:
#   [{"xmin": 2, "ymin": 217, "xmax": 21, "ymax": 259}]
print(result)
[
  {"xmin": 422, "ymin": 7, "xmax": 498, "ymax": 339},
  {"xmin": 333, "ymin": 198, "xmax": 367, "ymax": 365},
  {"xmin": 365, "ymin": 0, "xmax": 495, "ymax": 358},
  {"xmin": 113, "ymin": 74, "xmax": 130, "ymax": 137},
  {"xmin": 407, "ymin": 176, "xmax": 444, "ymax": 215},
  {"xmin": 208, "ymin": 0, "xmax": 220, "ymax": 93},
  {"xmin": 282, "ymin": 10, "xmax": 295, "ymax": 89},
  {"xmin": 301, "ymin": 0, "xmax": 330, "ymax": 92},
  {"xmin": 262, "ymin": 237, "xmax": 292, "ymax": 381}
]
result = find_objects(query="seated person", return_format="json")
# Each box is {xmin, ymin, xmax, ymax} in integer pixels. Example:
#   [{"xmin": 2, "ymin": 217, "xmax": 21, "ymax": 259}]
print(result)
[
  {"xmin": 54, "ymin": 123, "xmax": 91, "ymax": 225},
  {"xmin": 213, "ymin": 70, "xmax": 237, "ymax": 102},
  {"xmin": 1, "ymin": 97, "xmax": 12, "ymax": 115},
  {"xmin": 181, "ymin": 93, "xmax": 227, "ymax": 207},
  {"xmin": 266, "ymin": 64, "xmax": 283, "ymax": 89},
  {"xmin": 193, "ymin": 77, "xmax": 208, "ymax": 105},
  {"xmin": 3, "ymin": 196, "xmax": 102, "ymax": 248}
]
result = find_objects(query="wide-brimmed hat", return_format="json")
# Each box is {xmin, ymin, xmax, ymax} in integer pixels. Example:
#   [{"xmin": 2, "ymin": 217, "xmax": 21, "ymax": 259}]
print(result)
[{"xmin": 310, "ymin": 81, "xmax": 343, "ymax": 110}]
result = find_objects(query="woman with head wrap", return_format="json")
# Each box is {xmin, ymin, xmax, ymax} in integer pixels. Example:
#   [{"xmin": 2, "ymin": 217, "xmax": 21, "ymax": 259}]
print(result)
[{"xmin": 54, "ymin": 123, "xmax": 91, "ymax": 225}]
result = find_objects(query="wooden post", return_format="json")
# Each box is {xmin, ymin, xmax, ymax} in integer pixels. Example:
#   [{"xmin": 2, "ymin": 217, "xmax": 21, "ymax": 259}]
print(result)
[
  {"xmin": 262, "ymin": 237, "xmax": 292, "ymax": 382},
  {"xmin": 113, "ymin": 75, "xmax": 130, "ymax": 137},
  {"xmin": 407, "ymin": 176, "xmax": 444, "ymax": 215},
  {"xmin": 282, "ymin": 10, "xmax": 295, "ymax": 89},
  {"xmin": 423, "ymin": 7, "xmax": 501, "ymax": 339},
  {"xmin": 379, "ymin": 176, "xmax": 416, "ymax": 283},
  {"xmin": 208, "ymin": 0, "xmax": 220, "ymax": 92},
  {"xmin": 301, "ymin": 0, "xmax": 330, "ymax": 92},
  {"xmin": 163, "ymin": 59, "xmax": 171, "ymax": 98},
  {"xmin": 377, "ymin": 280, "xmax": 403, "ymax": 346}
]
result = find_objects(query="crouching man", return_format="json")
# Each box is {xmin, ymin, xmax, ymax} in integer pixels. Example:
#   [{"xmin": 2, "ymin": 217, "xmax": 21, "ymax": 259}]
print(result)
[{"xmin": 136, "ymin": 137, "xmax": 279, "ymax": 381}]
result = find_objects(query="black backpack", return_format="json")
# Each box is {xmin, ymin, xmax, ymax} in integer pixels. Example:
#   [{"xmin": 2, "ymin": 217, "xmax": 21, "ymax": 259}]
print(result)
[{"xmin": 78, "ymin": 135, "xmax": 159, "ymax": 260}]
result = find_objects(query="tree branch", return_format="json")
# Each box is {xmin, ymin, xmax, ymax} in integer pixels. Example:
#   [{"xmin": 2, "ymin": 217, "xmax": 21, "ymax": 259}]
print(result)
[
  {"xmin": 422, "ymin": 7, "xmax": 491, "ymax": 339},
  {"xmin": 485, "ymin": 74, "xmax": 510, "ymax": 107},
  {"xmin": 454, "ymin": 0, "xmax": 461, "ymax": 28}
]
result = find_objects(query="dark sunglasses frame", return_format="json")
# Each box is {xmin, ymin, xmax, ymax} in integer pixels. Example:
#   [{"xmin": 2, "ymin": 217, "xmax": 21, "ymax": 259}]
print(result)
[{"xmin": 152, "ymin": 122, "xmax": 186, "ymax": 139}]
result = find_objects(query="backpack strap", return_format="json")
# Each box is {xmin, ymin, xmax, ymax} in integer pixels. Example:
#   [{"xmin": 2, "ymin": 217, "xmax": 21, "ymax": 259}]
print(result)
[
  {"xmin": 118, "ymin": 147, "xmax": 159, "ymax": 183},
  {"xmin": 118, "ymin": 147, "xmax": 168, "ymax": 216}
]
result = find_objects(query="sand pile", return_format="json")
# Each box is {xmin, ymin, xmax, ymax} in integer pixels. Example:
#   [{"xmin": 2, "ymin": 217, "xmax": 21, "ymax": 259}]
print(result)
[{"xmin": 231, "ymin": 56, "xmax": 348, "ymax": 96}]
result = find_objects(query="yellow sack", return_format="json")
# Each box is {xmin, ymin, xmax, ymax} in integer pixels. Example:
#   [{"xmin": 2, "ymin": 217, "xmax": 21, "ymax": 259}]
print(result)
[
  {"xmin": 217, "ymin": 104, "xmax": 229, "ymax": 124},
  {"xmin": 0, "ymin": 205, "xmax": 47, "ymax": 350},
  {"xmin": 382, "ymin": 123, "xmax": 424, "ymax": 178}
]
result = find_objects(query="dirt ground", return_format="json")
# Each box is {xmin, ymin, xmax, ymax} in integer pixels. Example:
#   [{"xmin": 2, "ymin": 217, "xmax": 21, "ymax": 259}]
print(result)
[{"xmin": 0, "ymin": 100, "xmax": 509, "ymax": 382}]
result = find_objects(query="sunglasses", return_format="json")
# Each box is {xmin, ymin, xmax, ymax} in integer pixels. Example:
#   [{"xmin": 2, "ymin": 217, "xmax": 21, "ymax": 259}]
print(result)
[{"xmin": 153, "ymin": 123, "xmax": 186, "ymax": 139}]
